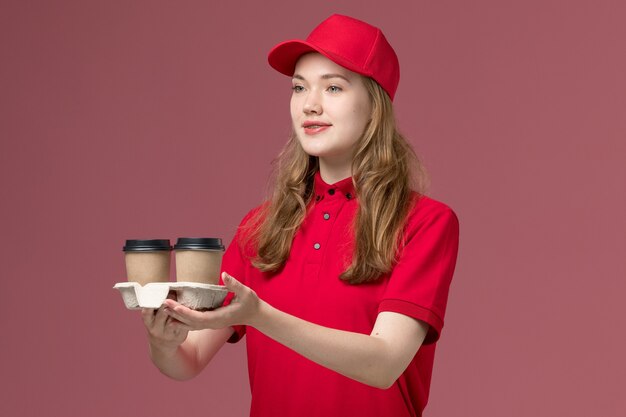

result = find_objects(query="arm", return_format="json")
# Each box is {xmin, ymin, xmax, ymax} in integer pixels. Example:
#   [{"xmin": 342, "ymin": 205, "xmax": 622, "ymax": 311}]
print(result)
[
  {"xmin": 254, "ymin": 304, "xmax": 428, "ymax": 389},
  {"xmin": 141, "ymin": 306, "xmax": 234, "ymax": 381},
  {"xmin": 165, "ymin": 273, "xmax": 428, "ymax": 389}
]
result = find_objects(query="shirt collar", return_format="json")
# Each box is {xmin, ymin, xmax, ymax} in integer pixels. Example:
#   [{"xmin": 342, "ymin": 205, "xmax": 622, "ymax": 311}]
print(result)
[{"xmin": 313, "ymin": 170, "xmax": 356, "ymax": 202}]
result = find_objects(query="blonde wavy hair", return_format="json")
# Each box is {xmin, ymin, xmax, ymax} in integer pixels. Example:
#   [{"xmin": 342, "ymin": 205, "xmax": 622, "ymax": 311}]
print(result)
[{"xmin": 245, "ymin": 77, "xmax": 428, "ymax": 284}]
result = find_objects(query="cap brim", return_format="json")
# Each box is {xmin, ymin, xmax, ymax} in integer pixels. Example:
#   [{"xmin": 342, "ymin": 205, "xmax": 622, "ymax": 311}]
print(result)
[{"xmin": 268, "ymin": 39, "xmax": 370, "ymax": 78}]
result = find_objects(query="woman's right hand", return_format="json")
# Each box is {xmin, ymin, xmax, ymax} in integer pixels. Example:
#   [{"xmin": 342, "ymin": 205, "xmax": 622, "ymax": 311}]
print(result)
[
  {"xmin": 139, "ymin": 299, "xmax": 234, "ymax": 380},
  {"xmin": 141, "ymin": 305, "xmax": 190, "ymax": 353}
]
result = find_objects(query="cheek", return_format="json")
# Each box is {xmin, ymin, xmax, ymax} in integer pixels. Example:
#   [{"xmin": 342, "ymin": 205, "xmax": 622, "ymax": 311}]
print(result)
[{"xmin": 349, "ymin": 105, "xmax": 371, "ymax": 134}]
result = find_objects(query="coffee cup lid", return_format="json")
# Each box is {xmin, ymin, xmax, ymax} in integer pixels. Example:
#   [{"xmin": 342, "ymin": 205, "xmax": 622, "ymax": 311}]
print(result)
[
  {"xmin": 123, "ymin": 239, "xmax": 172, "ymax": 252},
  {"xmin": 174, "ymin": 237, "xmax": 225, "ymax": 251}
]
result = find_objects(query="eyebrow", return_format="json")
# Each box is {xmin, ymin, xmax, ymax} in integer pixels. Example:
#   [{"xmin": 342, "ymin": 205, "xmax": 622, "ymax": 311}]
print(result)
[{"xmin": 293, "ymin": 73, "xmax": 352, "ymax": 84}]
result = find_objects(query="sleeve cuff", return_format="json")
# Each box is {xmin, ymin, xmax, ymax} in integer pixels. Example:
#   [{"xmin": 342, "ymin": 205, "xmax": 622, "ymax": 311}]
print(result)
[
  {"xmin": 378, "ymin": 299, "xmax": 444, "ymax": 344},
  {"xmin": 227, "ymin": 325, "xmax": 246, "ymax": 343}
]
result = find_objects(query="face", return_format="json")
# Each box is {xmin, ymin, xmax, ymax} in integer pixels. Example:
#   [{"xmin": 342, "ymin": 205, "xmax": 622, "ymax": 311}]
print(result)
[{"xmin": 290, "ymin": 53, "xmax": 372, "ymax": 169}]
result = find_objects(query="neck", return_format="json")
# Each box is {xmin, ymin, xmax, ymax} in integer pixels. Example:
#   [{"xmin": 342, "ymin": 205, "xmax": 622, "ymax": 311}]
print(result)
[{"xmin": 318, "ymin": 157, "xmax": 353, "ymax": 184}]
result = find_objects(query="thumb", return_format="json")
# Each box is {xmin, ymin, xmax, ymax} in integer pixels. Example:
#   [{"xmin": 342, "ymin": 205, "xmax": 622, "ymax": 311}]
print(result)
[{"xmin": 222, "ymin": 272, "xmax": 244, "ymax": 294}]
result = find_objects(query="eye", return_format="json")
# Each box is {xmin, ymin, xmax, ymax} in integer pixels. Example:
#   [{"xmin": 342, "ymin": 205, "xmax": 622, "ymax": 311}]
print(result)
[
  {"xmin": 328, "ymin": 85, "xmax": 342, "ymax": 93},
  {"xmin": 292, "ymin": 85, "xmax": 305, "ymax": 93}
]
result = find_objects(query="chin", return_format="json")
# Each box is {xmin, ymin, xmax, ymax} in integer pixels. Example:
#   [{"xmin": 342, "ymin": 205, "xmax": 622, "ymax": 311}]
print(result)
[
  {"xmin": 297, "ymin": 139, "xmax": 326, "ymax": 157},
  {"xmin": 301, "ymin": 149, "xmax": 325, "ymax": 158}
]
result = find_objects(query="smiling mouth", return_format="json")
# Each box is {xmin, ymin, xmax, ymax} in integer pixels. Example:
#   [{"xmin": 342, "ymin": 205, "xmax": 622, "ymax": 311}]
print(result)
[{"xmin": 302, "ymin": 124, "xmax": 331, "ymax": 135}]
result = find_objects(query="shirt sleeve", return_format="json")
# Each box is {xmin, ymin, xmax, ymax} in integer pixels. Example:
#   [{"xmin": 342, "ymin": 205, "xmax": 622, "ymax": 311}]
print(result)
[
  {"xmin": 220, "ymin": 207, "xmax": 261, "ymax": 343},
  {"xmin": 378, "ymin": 199, "xmax": 460, "ymax": 344}
]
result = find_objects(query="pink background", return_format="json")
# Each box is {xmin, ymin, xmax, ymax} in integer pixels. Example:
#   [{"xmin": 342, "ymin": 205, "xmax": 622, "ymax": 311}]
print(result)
[{"xmin": 1, "ymin": 1, "xmax": 624, "ymax": 416}]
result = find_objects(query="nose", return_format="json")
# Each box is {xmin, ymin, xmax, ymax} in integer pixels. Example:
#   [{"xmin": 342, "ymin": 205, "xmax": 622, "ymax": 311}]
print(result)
[{"xmin": 303, "ymin": 91, "xmax": 322, "ymax": 115}]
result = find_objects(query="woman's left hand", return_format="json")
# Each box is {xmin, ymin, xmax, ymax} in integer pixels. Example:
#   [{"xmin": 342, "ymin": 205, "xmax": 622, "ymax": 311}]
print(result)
[{"xmin": 163, "ymin": 272, "xmax": 261, "ymax": 331}]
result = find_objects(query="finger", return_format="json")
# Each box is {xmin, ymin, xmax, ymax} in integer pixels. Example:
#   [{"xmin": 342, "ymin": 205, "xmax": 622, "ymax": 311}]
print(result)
[
  {"xmin": 222, "ymin": 272, "xmax": 245, "ymax": 295},
  {"xmin": 166, "ymin": 304, "xmax": 198, "ymax": 326},
  {"xmin": 153, "ymin": 305, "xmax": 169, "ymax": 328},
  {"xmin": 163, "ymin": 298, "xmax": 181, "ymax": 309},
  {"xmin": 169, "ymin": 304, "xmax": 230, "ymax": 329},
  {"xmin": 141, "ymin": 308, "xmax": 155, "ymax": 327}
]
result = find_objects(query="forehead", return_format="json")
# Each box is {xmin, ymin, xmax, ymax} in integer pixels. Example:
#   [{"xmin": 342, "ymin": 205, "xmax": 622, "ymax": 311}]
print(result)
[{"xmin": 293, "ymin": 52, "xmax": 358, "ymax": 80}]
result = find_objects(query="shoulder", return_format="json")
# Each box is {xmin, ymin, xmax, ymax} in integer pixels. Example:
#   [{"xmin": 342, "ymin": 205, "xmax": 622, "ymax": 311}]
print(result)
[
  {"xmin": 231, "ymin": 202, "xmax": 269, "ymax": 257},
  {"xmin": 237, "ymin": 203, "xmax": 268, "ymax": 228},
  {"xmin": 404, "ymin": 193, "xmax": 459, "ymax": 239}
]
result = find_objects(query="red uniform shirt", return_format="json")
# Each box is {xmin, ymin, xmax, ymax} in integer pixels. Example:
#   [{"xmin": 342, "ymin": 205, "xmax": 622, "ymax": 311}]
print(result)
[{"xmin": 220, "ymin": 171, "xmax": 460, "ymax": 417}]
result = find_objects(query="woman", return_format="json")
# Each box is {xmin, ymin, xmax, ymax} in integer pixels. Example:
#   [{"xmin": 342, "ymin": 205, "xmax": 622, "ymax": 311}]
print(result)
[{"xmin": 142, "ymin": 14, "xmax": 459, "ymax": 417}]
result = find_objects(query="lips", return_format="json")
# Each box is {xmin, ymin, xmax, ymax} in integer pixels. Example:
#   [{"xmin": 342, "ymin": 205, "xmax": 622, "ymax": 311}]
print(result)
[
  {"xmin": 302, "ymin": 121, "xmax": 331, "ymax": 128},
  {"xmin": 302, "ymin": 121, "xmax": 331, "ymax": 135},
  {"xmin": 302, "ymin": 121, "xmax": 332, "ymax": 135}
]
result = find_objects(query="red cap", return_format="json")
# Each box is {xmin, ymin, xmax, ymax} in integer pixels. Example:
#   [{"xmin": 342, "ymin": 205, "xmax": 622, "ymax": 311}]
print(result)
[{"xmin": 268, "ymin": 14, "xmax": 400, "ymax": 101}]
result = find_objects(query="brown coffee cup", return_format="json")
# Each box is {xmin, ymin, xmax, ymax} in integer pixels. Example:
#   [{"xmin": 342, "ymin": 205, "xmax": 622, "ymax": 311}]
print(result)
[
  {"xmin": 174, "ymin": 238, "xmax": 225, "ymax": 285},
  {"xmin": 123, "ymin": 239, "xmax": 172, "ymax": 286}
]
